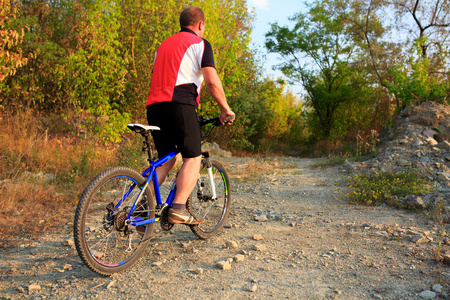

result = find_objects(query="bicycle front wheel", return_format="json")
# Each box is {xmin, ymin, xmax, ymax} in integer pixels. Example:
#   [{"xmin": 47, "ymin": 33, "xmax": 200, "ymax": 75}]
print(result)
[
  {"xmin": 187, "ymin": 158, "xmax": 231, "ymax": 239},
  {"xmin": 73, "ymin": 167, "xmax": 155, "ymax": 276}
]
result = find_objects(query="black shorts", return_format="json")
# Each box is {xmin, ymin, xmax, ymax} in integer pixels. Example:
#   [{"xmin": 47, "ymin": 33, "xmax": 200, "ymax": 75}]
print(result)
[{"xmin": 146, "ymin": 102, "xmax": 201, "ymax": 158}]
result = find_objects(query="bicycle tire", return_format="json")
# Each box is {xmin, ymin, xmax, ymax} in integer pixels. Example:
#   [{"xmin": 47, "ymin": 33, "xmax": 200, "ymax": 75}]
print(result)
[
  {"xmin": 73, "ymin": 167, "xmax": 154, "ymax": 276},
  {"xmin": 187, "ymin": 159, "xmax": 231, "ymax": 239}
]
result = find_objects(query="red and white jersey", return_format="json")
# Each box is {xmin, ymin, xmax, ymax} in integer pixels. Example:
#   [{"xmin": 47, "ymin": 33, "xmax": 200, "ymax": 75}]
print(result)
[{"xmin": 146, "ymin": 28, "xmax": 215, "ymax": 107}]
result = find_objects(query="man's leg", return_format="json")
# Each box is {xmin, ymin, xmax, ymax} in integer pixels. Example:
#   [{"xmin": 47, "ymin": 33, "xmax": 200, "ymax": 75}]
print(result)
[
  {"xmin": 172, "ymin": 156, "xmax": 202, "ymax": 204},
  {"xmin": 168, "ymin": 155, "xmax": 203, "ymax": 225},
  {"xmin": 154, "ymin": 157, "xmax": 176, "ymax": 190}
]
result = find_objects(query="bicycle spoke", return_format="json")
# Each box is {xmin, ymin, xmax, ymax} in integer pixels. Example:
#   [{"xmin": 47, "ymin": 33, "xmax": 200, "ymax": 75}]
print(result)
[
  {"xmin": 74, "ymin": 167, "xmax": 155, "ymax": 275},
  {"xmin": 188, "ymin": 159, "xmax": 231, "ymax": 239}
]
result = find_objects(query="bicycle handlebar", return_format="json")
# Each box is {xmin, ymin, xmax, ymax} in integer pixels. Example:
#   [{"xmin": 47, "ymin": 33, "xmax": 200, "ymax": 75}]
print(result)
[{"xmin": 198, "ymin": 116, "xmax": 222, "ymax": 127}]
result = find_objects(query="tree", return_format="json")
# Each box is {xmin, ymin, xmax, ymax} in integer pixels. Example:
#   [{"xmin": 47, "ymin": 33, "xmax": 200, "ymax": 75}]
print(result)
[
  {"xmin": 0, "ymin": 0, "xmax": 29, "ymax": 108},
  {"xmin": 55, "ymin": 0, "xmax": 130, "ymax": 142},
  {"xmin": 392, "ymin": 0, "xmax": 450, "ymax": 60},
  {"xmin": 387, "ymin": 39, "xmax": 449, "ymax": 108},
  {"xmin": 265, "ymin": 1, "xmax": 359, "ymax": 139},
  {"xmin": 388, "ymin": 0, "xmax": 450, "ymax": 107},
  {"xmin": 117, "ymin": 0, "xmax": 182, "ymax": 112},
  {"xmin": 0, "ymin": 1, "xmax": 28, "ymax": 81},
  {"xmin": 2, "ymin": 0, "xmax": 308, "ymax": 151}
]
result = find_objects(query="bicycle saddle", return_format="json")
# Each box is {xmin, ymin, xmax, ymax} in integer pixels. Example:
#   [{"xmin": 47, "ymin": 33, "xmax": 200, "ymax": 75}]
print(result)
[{"xmin": 127, "ymin": 124, "xmax": 160, "ymax": 132}]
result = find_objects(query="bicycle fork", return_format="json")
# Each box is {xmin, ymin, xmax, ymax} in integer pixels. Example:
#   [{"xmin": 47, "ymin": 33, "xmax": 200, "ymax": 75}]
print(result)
[
  {"xmin": 200, "ymin": 158, "xmax": 217, "ymax": 200},
  {"xmin": 206, "ymin": 165, "xmax": 217, "ymax": 200}
]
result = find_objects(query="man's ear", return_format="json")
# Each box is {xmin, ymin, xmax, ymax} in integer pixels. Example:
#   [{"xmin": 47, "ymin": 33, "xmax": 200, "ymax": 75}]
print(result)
[{"xmin": 198, "ymin": 21, "xmax": 205, "ymax": 31}]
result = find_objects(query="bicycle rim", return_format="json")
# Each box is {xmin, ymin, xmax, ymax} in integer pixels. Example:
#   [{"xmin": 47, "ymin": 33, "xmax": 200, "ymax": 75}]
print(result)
[
  {"xmin": 188, "ymin": 159, "xmax": 230, "ymax": 239},
  {"xmin": 74, "ymin": 167, "xmax": 154, "ymax": 275}
]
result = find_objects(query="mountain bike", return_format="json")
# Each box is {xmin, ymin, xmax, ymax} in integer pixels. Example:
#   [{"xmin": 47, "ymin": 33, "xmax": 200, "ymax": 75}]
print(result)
[{"xmin": 73, "ymin": 117, "xmax": 231, "ymax": 276}]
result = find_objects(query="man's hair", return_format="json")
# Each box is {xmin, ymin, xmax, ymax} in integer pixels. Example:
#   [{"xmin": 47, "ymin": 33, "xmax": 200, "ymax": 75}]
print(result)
[{"xmin": 180, "ymin": 6, "xmax": 205, "ymax": 28}]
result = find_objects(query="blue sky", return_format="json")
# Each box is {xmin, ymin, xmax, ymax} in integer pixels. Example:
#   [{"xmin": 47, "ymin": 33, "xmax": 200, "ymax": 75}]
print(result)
[{"xmin": 247, "ymin": 0, "xmax": 309, "ymax": 94}]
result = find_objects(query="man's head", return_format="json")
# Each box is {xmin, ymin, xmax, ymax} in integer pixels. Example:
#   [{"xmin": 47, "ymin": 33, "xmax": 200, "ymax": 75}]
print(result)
[{"xmin": 180, "ymin": 6, "xmax": 205, "ymax": 37}]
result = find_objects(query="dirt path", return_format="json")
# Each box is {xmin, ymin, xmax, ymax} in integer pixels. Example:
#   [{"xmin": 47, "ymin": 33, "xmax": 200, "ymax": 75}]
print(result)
[{"xmin": 0, "ymin": 157, "xmax": 448, "ymax": 299}]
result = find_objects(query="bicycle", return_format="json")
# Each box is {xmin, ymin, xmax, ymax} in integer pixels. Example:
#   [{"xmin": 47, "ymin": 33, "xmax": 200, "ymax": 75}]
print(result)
[{"xmin": 73, "ymin": 117, "xmax": 231, "ymax": 276}]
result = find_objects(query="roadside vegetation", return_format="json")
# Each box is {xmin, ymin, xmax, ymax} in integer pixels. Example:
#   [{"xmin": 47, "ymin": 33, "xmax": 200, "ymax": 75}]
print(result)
[{"xmin": 344, "ymin": 170, "xmax": 435, "ymax": 207}]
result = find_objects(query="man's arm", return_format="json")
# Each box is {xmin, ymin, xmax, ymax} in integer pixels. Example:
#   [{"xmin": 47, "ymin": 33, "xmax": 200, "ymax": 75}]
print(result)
[{"xmin": 202, "ymin": 66, "xmax": 235, "ymax": 124}]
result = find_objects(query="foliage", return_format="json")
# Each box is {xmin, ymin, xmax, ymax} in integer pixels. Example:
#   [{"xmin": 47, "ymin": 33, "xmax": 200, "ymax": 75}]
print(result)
[
  {"xmin": 0, "ymin": 0, "xmax": 29, "ymax": 100},
  {"xmin": 1, "ymin": 0, "xmax": 275, "ymax": 148},
  {"xmin": 117, "ymin": 0, "xmax": 183, "ymax": 111},
  {"xmin": 210, "ymin": 77, "xmax": 303, "ymax": 152},
  {"xmin": 54, "ymin": 0, "xmax": 130, "ymax": 143},
  {"xmin": 387, "ymin": 39, "xmax": 450, "ymax": 110},
  {"xmin": 392, "ymin": 0, "xmax": 450, "ymax": 61},
  {"xmin": 3, "ymin": 0, "xmax": 449, "ymax": 153},
  {"xmin": 265, "ymin": 0, "xmax": 385, "ymax": 142},
  {"xmin": 345, "ymin": 170, "xmax": 434, "ymax": 207}
]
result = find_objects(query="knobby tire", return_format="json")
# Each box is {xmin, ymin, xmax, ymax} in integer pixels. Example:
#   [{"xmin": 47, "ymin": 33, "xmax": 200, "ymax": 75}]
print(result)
[
  {"xmin": 187, "ymin": 159, "xmax": 231, "ymax": 239},
  {"xmin": 73, "ymin": 167, "xmax": 154, "ymax": 276}
]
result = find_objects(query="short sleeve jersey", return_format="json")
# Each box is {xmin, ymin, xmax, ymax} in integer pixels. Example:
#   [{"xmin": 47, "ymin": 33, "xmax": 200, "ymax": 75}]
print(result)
[{"xmin": 146, "ymin": 28, "xmax": 215, "ymax": 107}]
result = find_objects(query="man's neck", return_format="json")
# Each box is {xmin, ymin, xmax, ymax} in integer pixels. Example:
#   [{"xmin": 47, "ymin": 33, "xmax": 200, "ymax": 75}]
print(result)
[{"xmin": 181, "ymin": 27, "xmax": 198, "ymax": 36}]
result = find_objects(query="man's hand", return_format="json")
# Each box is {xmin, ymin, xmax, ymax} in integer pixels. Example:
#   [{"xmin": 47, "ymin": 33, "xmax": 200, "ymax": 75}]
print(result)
[{"xmin": 220, "ymin": 111, "xmax": 235, "ymax": 125}]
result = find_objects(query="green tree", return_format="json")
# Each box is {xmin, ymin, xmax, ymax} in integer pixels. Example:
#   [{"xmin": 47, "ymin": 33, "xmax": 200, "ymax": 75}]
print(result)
[
  {"xmin": 54, "ymin": 0, "xmax": 130, "ymax": 142},
  {"xmin": 117, "ymin": 0, "xmax": 182, "ymax": 113},
  {"xmin": 388, "ymin": 0, "xmax": 450, "ymax": 107},
  {"xmin": 265, "ymin": 1, "xmax": 359, "ymax": 139},
  {"xmin": 387, "ymin": 38, "xmax": 449, "ymax": 108},
  {"xmin": 0, "ymin": 0, "xmax": 31, "ymax": 111},
  {"xmin": 2, "ymin": 0, "xmax": 303, "ymax": 152},
  {"xmin": 260, "ymin": 79, "xmax": 301, "ymax": 142}
]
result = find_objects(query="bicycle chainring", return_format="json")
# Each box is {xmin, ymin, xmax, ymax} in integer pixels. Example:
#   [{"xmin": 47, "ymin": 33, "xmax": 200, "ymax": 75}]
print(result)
[{"xmin": 159, "ymin": 206, "xmax": 174, "ymax": 231}]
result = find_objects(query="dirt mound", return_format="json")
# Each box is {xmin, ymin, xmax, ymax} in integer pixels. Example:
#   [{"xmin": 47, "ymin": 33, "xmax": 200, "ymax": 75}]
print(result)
[
  {"xmin": 344, "ymin": 101, "xmax": 450, "ymax": 208},
  {"xmin": 408, "ymin": 101, "xmax": 450, "ymax": 142}
]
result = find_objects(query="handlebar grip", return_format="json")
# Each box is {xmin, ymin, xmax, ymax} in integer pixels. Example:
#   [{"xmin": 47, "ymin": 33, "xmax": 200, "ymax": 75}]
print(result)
[{"xmin": 198, "ymin": 116, "xmax": 221, "ymax": 127}]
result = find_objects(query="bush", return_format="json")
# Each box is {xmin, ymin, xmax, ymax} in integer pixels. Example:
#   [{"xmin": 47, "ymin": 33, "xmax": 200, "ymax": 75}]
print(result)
[{"xmin": 344, "ymin": 170, "xmax": 434, "ymax": 207}]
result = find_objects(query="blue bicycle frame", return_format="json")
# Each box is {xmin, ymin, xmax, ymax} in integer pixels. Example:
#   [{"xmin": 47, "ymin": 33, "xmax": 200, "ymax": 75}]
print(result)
[{"xmin": 118, "ymin": 150, "xmax": 180, "ymax": 228}]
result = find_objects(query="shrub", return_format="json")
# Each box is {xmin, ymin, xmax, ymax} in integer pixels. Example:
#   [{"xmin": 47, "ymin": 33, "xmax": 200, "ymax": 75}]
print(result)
[{"xmin": 345, "ymin": 170, "xmax": 434, "ymax": 207}]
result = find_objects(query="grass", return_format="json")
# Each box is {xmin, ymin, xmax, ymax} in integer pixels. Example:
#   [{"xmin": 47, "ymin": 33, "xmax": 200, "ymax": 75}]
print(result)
[
  {"xmin": 0, "ymin": 109, "xmax": 188, "ymax": 246},
  {"xmin": 312, "ymin": 154, "xmax": 352, "ymax": 168},
  {"xmin": 231, "ymin": 157, "xmax": 297, "ymax": 183},
  {"xmin": 344, "ymin": 170, "xmax": 435, "ymax": 207},
  {"xmin": 0, "ymin": 110, "xmax": 129, "ymax": 245},
  {"xmin": 0, "ymin": 176, "xmax": 64, "ymax": 245}
]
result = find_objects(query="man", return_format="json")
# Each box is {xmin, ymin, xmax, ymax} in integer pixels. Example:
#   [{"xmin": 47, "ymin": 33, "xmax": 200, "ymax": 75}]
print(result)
[{"xmin": 146, "ymin": 6, "xmax": 235, "ymax": 225}]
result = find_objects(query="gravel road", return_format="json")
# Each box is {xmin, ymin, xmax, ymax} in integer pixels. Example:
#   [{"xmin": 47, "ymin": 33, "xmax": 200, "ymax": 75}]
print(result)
[{"xmin": 0, "ymin": 157, "xmax": 448, "ymax": 299}]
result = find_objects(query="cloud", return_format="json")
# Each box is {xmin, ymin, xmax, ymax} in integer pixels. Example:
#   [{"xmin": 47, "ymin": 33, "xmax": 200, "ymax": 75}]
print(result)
[{"xmin": 249, "ymin": 0, "xmax": 269, "ymax": 11}]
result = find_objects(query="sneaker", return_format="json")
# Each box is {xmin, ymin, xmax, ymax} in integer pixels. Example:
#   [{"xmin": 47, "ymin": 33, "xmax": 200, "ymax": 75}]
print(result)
[{"xmin": 168, "ymin": 208, "xmax": 204, "ymax": 225}]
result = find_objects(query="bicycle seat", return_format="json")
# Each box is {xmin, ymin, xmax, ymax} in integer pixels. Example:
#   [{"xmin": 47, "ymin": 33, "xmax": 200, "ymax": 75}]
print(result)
[{"xmin": 127, "ymin": 124, "xmax": 160, "ymax": 132}]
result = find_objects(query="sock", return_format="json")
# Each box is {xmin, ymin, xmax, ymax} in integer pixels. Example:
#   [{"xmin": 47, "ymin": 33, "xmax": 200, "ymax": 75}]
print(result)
[{"xmin": 172, "ymin": 203, "xmax": 186, "ymax": 211}]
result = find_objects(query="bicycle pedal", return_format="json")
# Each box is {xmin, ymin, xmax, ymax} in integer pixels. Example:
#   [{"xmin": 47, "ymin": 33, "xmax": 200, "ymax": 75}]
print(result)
[{"xmin": 159, "ymin": 206, "xmax": 174, "ymax": 231}]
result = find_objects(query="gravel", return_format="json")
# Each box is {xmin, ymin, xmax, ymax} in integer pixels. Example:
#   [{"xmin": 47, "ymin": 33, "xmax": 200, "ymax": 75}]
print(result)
[{"xmin": 0, "ymin": 156, "xmax": 448, "ymax": 300}]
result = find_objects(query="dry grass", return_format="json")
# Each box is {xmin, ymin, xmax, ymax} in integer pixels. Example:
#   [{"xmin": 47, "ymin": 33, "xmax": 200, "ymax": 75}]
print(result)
[
  {"xmin": 0, "ymin": 177, "xmax": 69, "ymax": 246},
  {"xmin": 0, "ymin": 110, "xmax": 119, "ymax": 245},
  {"xmin": 231, "ymin": 157, "xmax": 296, "ymax": 183}
]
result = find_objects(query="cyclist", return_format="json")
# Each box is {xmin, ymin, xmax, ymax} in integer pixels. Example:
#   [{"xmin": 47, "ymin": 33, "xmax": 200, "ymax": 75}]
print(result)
[{"xmin": 146, "ymin": 6, "xmax": 235, "ymax": 225}]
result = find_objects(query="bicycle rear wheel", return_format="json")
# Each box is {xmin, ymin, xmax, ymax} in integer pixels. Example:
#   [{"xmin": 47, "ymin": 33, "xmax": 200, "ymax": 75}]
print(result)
[
  {"xmin": 73, "ymin": 167, "xmax": 154, "ymax": 276},
  {"xmin": 187, "ymin": 159, "xmax": 231, "ymax": 239}
]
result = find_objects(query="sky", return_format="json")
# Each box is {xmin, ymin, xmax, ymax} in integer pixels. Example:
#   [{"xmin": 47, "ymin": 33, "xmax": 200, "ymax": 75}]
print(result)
[{"xmin": 247, "ymin": 0, "xmax": 309, "ymax": 95}]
